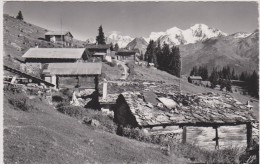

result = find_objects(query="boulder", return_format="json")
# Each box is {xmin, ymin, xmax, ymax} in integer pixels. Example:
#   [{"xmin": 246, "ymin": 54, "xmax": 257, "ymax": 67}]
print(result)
[
  {"xmin": 157, "ymin": 97, "xmax": 178, "ymax": 109},
  {"xmin": 83, "ymin": 118, "xmax": 100, "ymax": 127}
]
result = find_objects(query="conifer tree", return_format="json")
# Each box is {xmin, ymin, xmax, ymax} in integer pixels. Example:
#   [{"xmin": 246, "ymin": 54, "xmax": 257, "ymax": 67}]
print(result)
[
  {"xmin": 96, "ymin": 25, "xmax": 106, "ymax": 45},
  {"xmin": 161, "ymin": 42, "xmax": 170, "ymax": 70},
  {"xmin": 114, "ymin": 43, "xmax": 119, "ymax": 52},
  {"xmin": 16, "ymin": 10, "xmax": 24, "ymax": 20},
  {"xmin": 110, "ymin": 43, "xmax": 114, "ymax": 51},
  {"xmin": 210, "ymin": 67, "xmax": 219, "ymax": 88}
]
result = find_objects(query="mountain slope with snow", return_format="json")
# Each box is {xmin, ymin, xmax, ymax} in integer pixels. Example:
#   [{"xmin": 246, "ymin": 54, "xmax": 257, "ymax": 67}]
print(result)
[
  {"xmin": 180, "ymin": 29, "xmax": 259, "ymax": 75},
  {"xmin": 105, "ymin": 31, "xmax": 134, "ymax": 48},
  {"xmin": 149, "ymin": 24, "xmax": 227, "ymax": 46},
  {"xmin": 126, "ymin": 37, "xmax": 148, "ymax": 54}
]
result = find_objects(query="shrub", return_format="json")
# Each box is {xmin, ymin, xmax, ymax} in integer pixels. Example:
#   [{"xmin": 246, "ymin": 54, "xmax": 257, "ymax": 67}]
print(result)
[
  {"xmin": 7, "ymin": 91, "xmax": 48, "ymax": 112},
  {"xmin": 57, "ymin": 105, "xmax": 85, "ymax": 119}
]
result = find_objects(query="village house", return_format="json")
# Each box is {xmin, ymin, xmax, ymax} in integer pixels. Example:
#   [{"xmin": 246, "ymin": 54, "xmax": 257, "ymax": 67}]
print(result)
[
  {"xmin": 85, "ymin": 44, "xmax": 111, "ymax": 61},
  {"xmin": 22, "ymin": 48, "xmax": 88, "ymax": 69},
  {"xmin": 116, "ymin": 49, "xmax": 136, "ymax": 62},
  {"xmin": 45, "ymin": 31, "xmax": 73, "ymax": 47},
  {"xmin": 188, "ymin": 76, "xmax": 203, "ymax": 85}
]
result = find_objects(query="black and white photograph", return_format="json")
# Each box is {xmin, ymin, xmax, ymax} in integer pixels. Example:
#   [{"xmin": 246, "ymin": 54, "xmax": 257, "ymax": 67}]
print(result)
[{"xmin": 2, "ymin": 1, "xmax": 259, "ymax": 163}]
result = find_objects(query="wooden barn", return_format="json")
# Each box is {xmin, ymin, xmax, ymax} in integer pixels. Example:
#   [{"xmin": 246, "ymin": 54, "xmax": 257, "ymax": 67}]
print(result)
[
  {"xmin": 188, "ymin": 76, "xmax": 203, "ymax": 85},
  {"xmin": 22, "ymin": 48, "xmax": 88, "ymax": 69},
  {"xmin": 45, "ymin": 31, "xmax": 73, "ymax": 47},
  {"xmin": 42, "ymin": 62, "xmax": 102, "ymax": 90},
  {"xmin": 116, "ymin": 49, "xmax": 136, "ymax": 61},
  {"xmin": 85, "ymin": 44, "xmax": 111, "ymax": 61}
]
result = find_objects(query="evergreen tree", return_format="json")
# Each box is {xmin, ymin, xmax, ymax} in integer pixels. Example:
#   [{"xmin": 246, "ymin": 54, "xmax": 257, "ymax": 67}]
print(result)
[
  {"xmin": 231, "ymin": 68, "xmax": 236, "ymax": 80},
  {"xmin": 155, "ymin": 41, "xmax": 162, "ymax": 68},
  {"xmin": 96, "ymin": 25, "xmax": 106, "ymax": 45},
  {"xmin": 226, "ymin": 80, "xmax": 232, "ymax": 92},
  {"xmin": 248, "ymin": 71, "xmax": 259, "ymax": 97},
  {"xmin": 169, "ymin": 46, "xmax": 181, "ymax": 77},
  {"xmin": 161, "ymin": 42, "xmax": 171, "ymax": 70},
  {"xmin": 144, "ymin": 40, "xmax": 156, "ymax": 64},
  {"xmin": 209, "ymin": 67, "xmax": 219, "ymax": 88},
  {"xmin": 114, "ymin": 43, "xmax": 119, "ymax": 52},
  {"xmin": 16, "ymin": 10, "xmax": 24, "ymax": 20},
  {"xmin": 110, "ymin": 43, "xmax": 114, "ymax": 51}
]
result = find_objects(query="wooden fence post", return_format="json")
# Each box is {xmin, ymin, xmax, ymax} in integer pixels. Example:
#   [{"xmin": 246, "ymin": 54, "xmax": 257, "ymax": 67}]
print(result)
[
  {"xmin": 182, "ymin": 126, "xmax": 187, "ymax": 144},
  {"xmin": 246, "ymin": 122, "xmax": 253, "ymax": 148}
]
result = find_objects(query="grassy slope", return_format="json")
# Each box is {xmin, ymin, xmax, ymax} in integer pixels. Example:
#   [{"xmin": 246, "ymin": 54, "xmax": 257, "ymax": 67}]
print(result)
[
  {"xmin": 3, "ymin": 92, "xmax": 187, "ymax": 164},
  {"xmin": 3, "ymin": 14, "xmax": 84, "ymax": 68}
]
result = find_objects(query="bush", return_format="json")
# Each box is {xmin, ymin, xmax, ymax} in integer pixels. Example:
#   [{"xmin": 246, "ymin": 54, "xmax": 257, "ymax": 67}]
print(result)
[
  {"xmin": 7, "ymin": 90, "xmax": 49, "ymax": 112},
  {"xmin": 119, "ymin": 126, "xmax": 167, "ymax": 145},
  {"xmin": 57, "ymin": 105, "xmax": 85, "ymax": 119}
]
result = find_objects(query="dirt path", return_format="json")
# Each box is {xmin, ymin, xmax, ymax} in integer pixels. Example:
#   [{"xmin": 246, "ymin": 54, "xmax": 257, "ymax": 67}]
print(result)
[{"xmin": 115, "ymin": 59, "xmax": 129, "ymax": 80}]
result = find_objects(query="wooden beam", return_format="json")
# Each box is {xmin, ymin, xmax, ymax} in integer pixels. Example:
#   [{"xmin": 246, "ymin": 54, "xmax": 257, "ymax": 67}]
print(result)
[
  {"xmin": 246, "ymin": 122, "xmax": 253, "ymax": 148},
  {"xmin": 213, "ymin": 127, "xmax": 220, "ymax": 150},
  {"xmin": 182, "ymin": 126, "xmax": 187, "ymax": 144},
  {"xmin": 94, "ymin": 76, "xmax": 99, "ymax": 92}
]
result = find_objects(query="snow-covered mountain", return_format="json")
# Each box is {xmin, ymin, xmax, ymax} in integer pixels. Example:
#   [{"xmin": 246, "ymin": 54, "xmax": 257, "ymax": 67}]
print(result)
[
  {"xmin": 126, "ymin": 37, "xmax": 148, "ymax": 54},
  {"xmin": 230, "ymin": 32, "xmax": 252, "ymax": 39},
  {"xmin": 105, "ymin": 31, "xmax": 134, "ymax": 48},
  {"xmin": 148, "ymin": 24, "xmax": 227, "ymax": 46}
]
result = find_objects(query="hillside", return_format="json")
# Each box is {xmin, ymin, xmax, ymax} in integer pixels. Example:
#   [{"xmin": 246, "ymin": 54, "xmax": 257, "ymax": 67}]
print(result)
[
  {"xmin": 3, "ymin": 14, "xmax": 85, "ymax": 68},
  {"xmin": 4, "ymin": 90, "xmax": 188, "ymax": 163},
  {"xmin": 179, "ymin": 30, "xmax": 259, "ymax": 74}
]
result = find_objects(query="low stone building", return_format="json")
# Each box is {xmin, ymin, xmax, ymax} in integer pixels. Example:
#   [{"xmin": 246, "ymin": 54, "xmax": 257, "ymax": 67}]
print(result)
[{"xmin": 114, "ymin": 89, "xmax": 257, "ymax": 149}]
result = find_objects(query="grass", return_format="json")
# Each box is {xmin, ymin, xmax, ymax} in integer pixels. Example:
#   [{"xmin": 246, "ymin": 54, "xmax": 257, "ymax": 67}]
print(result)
[{"xmin": 4, "ymin": 88, "xmax": 188, "ymax": 164}]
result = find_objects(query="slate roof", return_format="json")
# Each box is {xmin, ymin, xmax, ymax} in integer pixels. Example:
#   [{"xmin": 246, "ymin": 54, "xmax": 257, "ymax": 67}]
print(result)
[
  {"xmin": 22, "ymin": 48, "xmax": 85, "ymax": 59},
  {"xmin": 120, "ymin": 91, "xmax": 257, "ymax": 127},
  {"xmin": 46, "ymin": 62, "xmax": 102, "ymax": 75},
  {"xmin": 85, "ymin": 44, "xmax": 111, "ymax": 49},
  {"xmin": 45, "ymin": 31, "xmax": 73, "ymax": 37}
]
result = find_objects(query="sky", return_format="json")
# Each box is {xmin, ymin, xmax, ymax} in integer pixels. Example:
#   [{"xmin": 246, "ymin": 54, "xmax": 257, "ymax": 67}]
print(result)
[{"xmin": 3, "ymin": 1, "xmax": 259, "ymax": 41}]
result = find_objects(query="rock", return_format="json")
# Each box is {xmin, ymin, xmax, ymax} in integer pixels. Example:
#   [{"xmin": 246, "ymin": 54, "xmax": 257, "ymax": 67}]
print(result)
[
  {"xmin": 157, "ymin": 97, "xmax": 178, "ymax": 109},
  {"xmin": 83, "ymin": 118, "xmax": 100, "ymax": 127}
]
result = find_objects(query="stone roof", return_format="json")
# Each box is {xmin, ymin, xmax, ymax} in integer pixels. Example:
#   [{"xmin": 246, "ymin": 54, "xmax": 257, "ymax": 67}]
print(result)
[
  {"xmin": 22, "ymin": 48, "xmax": 85, "ymax": 59},
  {"xmin": 120, "ymin": 91, "xmax": 257, "ymax": 127}
]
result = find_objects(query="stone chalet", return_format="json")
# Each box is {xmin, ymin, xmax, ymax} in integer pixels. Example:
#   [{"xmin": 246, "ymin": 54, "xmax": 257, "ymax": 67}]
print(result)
[
  {"xmin": 188, "ymin": 76, "xmax": 203, "ymax": 85},
  {"xmin": 45, "ymin": 31, "xmax": 73, "ymax": 47},
  {"xmin": 114, "ymin": 87, "xmax": 257, "ymax": 148}
]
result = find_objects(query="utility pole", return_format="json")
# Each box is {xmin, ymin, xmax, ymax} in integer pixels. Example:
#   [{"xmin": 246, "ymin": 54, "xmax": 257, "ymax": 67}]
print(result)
[{"xmin": 179, "ymin": 53, "xmax": 182, "ymax": 94}]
